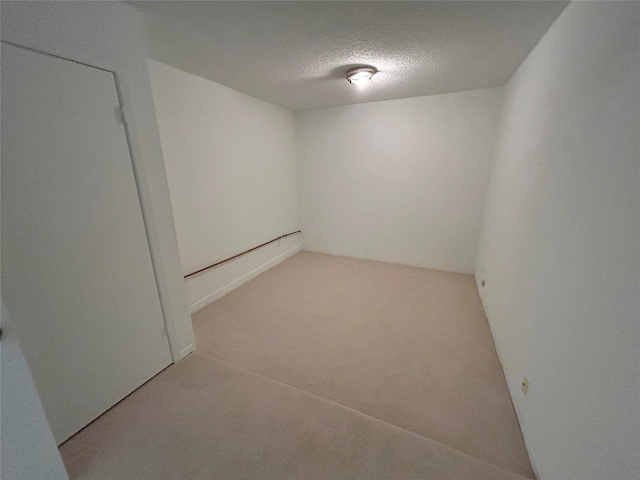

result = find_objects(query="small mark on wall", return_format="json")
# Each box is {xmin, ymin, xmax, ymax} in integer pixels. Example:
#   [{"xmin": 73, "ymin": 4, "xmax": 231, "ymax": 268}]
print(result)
[{"xmin": 521, "ymin": 377, "xmax": 529, "ymax": 395}]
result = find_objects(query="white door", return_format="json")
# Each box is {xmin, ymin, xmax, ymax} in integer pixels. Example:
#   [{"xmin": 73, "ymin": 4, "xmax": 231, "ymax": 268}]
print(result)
[{"xmin": 1, "ymin": 43, "xmax": 173, "ymax": 444}]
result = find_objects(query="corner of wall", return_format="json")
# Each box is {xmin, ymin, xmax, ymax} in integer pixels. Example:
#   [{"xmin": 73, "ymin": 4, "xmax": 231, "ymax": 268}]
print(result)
[{"xmin": 187, "ymin": 237, "xmax": 302, "ymax": 314}]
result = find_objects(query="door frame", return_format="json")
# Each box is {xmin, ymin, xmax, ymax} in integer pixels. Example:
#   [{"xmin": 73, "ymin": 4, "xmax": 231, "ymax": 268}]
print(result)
[{"xmin": 1, "ymin": 40, "xmax": 185, "ymax": 362}]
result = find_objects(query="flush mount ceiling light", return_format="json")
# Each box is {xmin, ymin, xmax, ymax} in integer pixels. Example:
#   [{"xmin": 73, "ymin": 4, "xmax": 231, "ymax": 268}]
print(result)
[{"xmin": 346, "ymin": 66, "xmax": 377, "ymax": 87}]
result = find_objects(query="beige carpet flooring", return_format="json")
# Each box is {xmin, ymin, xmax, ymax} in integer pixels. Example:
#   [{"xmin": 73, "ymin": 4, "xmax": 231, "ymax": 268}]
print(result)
[{"xmin": 60, "ymin": 251, "xmax": 533, "ymax": 479}]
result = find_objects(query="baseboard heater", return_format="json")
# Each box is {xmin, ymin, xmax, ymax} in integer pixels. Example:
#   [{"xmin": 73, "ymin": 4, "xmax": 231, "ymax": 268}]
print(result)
[{"xmin": 183, "ymin": 230, "xmax": 302, "ymax": 279}]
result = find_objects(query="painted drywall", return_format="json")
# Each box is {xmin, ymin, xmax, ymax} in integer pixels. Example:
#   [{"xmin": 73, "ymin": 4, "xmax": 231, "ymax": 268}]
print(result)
[
  {"xmin": 475, "ymin": 2, "xmax": 639, "ymax": 479},
  {"xmin": 297, "ymin": 87, "xmax": 503, "ymax": 274},
  {"xmin": 0, "ymin": 301, "xmax": 69, "ymax": 480},
  {"xmin": 1, "ymin": 1, "xmax": 194, "ymax": 360},
  {"xmin": 147, "ymin": 61, "xmax": 299, "ymax": 311},
  {"xmin": 185, "ymin": 236, "xmax": 301, "ymax": 314}
]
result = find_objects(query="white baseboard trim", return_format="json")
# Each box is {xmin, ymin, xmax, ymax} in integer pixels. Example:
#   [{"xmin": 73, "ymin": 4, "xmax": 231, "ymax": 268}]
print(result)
[
  {"xmin": 474, "ymin": 277, "xmax": 540, "ymax": 479},
  {"xmin": 188, "ymin": 244, "xmax": 301, "ymax": 314},
  {"xmin": 179, "ymin": 344, "xmax": 195, "ymax": 359}
]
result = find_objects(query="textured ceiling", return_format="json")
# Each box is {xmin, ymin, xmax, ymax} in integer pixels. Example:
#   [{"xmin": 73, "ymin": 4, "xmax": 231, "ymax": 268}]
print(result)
[{"xmin": 131, "ymin": 1, "xmax": 568, "ymax": 111}]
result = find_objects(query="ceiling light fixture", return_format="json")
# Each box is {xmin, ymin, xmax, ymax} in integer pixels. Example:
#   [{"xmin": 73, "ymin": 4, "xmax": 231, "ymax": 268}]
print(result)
[{"xmin": 346, "ymin": 66, "xmax": 377, "ymax": 87}]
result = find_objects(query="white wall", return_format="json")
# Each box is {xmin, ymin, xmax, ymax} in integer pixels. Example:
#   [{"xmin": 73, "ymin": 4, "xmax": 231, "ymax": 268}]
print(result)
[
  {"xmin": 475, "ymin": 2, "xmax": 639, "ymax": 479},
  {"xmin": 147, "ymin": 61, "xmax": 300, "ymax": 312},
  {"xmin": 296, "ymin": 87, "xmax": 503, "ymax": 274},
  {"xmin": 0, "ymin": 1, "xmax": 195, "ymax": 360},
  {"xmin": 1, "ymin": 302, "xmax": 69, "ymax": 480}
]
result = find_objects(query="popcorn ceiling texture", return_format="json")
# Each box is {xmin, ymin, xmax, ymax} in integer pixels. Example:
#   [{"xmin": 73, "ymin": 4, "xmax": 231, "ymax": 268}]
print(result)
[{"xmin": 132, "ymin": 1, "xmax": 568, "ymax": 110}]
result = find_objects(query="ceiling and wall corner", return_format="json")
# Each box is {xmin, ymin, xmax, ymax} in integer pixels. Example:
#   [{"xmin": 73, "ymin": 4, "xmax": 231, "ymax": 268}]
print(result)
[
  {"xmin": 130, "ymin": 1, "xmax": 569, "ymax": 111},
  {"xmin": 146, "ymin": 59, "xmax": 300, "ymax": 313}
]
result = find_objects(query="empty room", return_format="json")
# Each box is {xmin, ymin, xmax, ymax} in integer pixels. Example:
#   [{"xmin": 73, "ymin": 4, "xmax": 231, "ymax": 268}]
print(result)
[{"xmin": 1, "ymin": 1, "xmax": 638, "ymax": 480}]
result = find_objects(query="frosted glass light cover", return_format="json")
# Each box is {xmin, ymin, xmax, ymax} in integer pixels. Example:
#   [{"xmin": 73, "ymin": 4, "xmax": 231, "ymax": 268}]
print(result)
[{"xmin": 346, "ymin": 67, "xmax": 376, "ymax": 86}]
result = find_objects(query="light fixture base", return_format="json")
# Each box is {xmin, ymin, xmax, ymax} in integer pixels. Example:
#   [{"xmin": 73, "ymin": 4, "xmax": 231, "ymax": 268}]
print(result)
[{"xmin": 346, "ymin": 66, "xmax": 377, "ymax": 86}]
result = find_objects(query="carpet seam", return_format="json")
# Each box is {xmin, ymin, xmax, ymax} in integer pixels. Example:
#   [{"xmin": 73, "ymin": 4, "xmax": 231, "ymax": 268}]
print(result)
[{"xmin": 190, "ymin": 351, "xmax": 533, "ymax": 480}]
